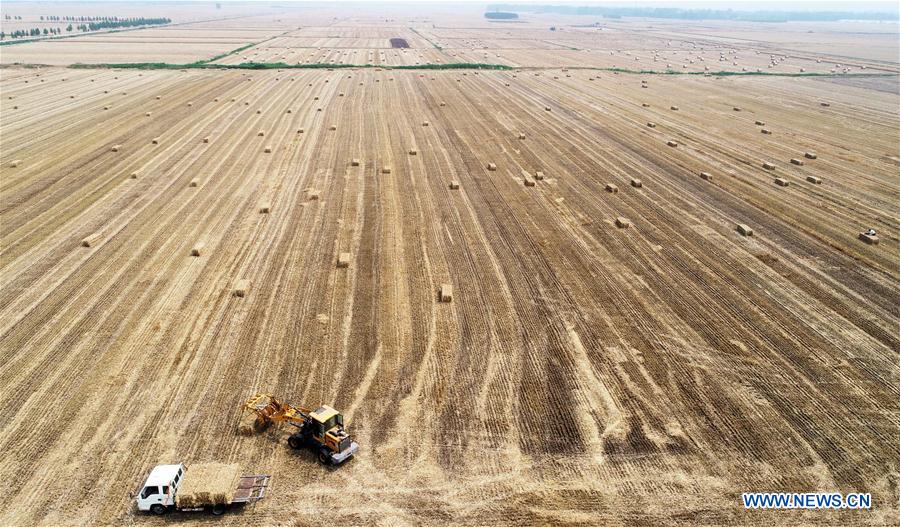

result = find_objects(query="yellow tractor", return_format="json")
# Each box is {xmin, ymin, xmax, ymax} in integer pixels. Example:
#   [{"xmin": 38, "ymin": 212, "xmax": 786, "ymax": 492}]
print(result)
[{"xmin": 239, "ymin": 393, "xmax": 358, "ymax": 465}]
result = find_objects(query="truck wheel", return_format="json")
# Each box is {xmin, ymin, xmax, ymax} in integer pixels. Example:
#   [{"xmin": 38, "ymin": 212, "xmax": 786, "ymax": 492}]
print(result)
[
  {"xmin": 318, "ymin": 448, "xmax": 331, "ymax": 465},
  {"xmin": 150, "ymin": 504, "xmax": 167, "ymax": 515},
  {"xmin": 211, "ymin": 504, "xmax": 226, "ymax": 516},
  {"xmin": 287, "ymin": 435, "xmax": 303, "ymax": 450}
]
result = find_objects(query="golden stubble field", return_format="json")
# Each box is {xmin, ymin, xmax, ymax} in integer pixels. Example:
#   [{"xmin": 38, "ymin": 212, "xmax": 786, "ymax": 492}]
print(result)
[{"xmin": 1, "ymin": 3, "xmax": 898, "ymax": 527}]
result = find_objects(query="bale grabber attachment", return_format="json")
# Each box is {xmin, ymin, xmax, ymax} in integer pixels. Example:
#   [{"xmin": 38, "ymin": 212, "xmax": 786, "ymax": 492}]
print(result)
[{"xmin": 237, "ymin": 393, "xmax": 310, "ymax": 435}]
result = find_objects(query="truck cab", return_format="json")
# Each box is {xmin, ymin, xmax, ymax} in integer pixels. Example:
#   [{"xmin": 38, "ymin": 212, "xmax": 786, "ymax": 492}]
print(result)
[{"xmin": 136, "ymin": 464, "xmax": 184, "ymax": 515}]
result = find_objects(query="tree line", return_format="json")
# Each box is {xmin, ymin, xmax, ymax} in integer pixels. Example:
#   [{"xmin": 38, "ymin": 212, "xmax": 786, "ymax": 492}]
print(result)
[
  {"xmin": 486, "ymin": 5, "xmax": 897, "ymax": 23},
  {"xmin": 1, "ymin": 17, "xmax": 171, "ymax": 40},
  {"xmin": 484, "ymin": 12, "xmax": 518, "ymax": 20},
  {"xmin": 3, "ymin": 27, "xmax": 63, "ymax": 39},
  {"xmin": 39, "ymin": 16, "xmax": 146, "ymax": 22}
]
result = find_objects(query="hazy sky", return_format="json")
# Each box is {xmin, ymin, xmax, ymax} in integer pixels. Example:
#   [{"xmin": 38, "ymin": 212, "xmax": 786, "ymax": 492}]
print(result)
[
  {"xmin": 195, "ymin": 0, "xmax": 900, "ymax": 14},
  {"xmin": 3, "ymin": 0, "xmax": 897, "ymax": 11},
  {"xmin": 12, "ymin": 0, "xmax": 894, "ymax": 4},
  {"xmin": 223, "ymin": 0, "xmax": 893, "ymax": 4}
]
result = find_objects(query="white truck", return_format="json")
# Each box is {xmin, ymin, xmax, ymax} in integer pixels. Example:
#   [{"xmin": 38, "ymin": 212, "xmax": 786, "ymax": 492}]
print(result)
[{"xmin": 135, "ymin": 463, "xmax": 270, "ymax": 516}]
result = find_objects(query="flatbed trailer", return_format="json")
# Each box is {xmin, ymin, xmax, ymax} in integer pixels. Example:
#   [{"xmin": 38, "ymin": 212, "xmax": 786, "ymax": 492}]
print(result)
[{"xmin": 136, "ymin": 463, "xmax": 270, "ymax": 516}]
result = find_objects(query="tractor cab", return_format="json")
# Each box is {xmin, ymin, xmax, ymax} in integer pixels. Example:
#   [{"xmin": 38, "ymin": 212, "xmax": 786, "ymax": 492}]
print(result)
[
  {"xmin": 307, "ymin": 405, "xmax": 357, "ymax": 464},
  {"xmin": 310, "ymin": 405, "xmax": 343, "ymax": 436}
]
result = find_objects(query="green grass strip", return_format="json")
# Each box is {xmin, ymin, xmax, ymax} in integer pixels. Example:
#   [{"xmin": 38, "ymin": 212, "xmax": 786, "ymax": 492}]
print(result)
[
  {"xmin": 66, "ymin": 61, "xmax": 891, "ymax": 77},
  {"xmin": 196, "ymin": 42, "xmax": 259, "ymax": 65}
]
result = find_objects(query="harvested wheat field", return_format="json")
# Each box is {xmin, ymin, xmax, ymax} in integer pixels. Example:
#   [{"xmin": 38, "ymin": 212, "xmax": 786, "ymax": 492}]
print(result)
[{"xmin": 1, "ymin": 2, "xmax": 899, "ymax": 527}]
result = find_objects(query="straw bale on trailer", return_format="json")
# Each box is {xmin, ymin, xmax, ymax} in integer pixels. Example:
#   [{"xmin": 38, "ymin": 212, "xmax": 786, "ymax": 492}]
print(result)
[{"xmin": 175, "ymin": 463, "xmax": 240, "ymax": 508}]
